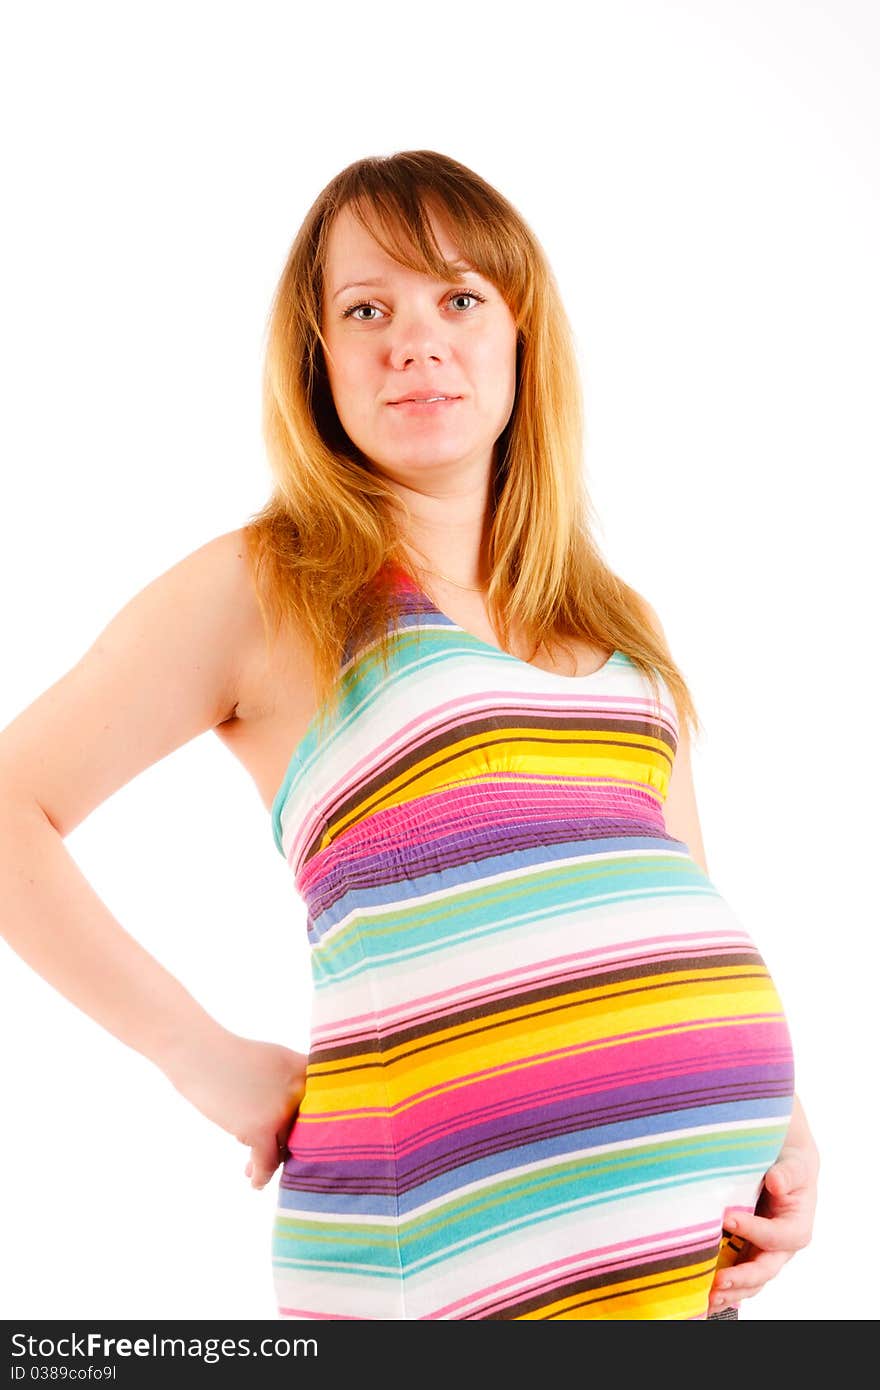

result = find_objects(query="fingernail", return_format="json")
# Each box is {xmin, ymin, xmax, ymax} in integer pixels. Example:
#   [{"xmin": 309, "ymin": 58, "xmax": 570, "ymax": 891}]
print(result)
[{"xmin": 727, "ymin": 1218, "xmax": 738, "ymax": 1230}]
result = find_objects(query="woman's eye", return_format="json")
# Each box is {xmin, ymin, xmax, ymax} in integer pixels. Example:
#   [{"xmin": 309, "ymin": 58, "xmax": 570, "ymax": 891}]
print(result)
[{"xmin": 340, "ymin": 288, "xmax": 487, "ymax": 322}]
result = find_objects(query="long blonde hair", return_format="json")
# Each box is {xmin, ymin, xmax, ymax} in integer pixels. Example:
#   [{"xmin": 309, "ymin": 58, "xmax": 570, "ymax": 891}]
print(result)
[{"xmin": 243, "ymin": 149, "xmax": 702, "ymax": 745}]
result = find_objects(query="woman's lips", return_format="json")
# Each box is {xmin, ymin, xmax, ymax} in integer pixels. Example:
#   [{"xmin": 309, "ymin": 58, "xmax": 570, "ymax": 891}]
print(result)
[{"xmin": 387, "ymin": 397, "xmax": 462, "ymax": 415}]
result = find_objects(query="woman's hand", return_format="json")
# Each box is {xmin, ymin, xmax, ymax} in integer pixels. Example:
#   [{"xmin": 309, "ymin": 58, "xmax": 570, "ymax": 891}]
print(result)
[
  {"xmin": 160, "ymin": 1024, "xmax": 307, "ymax": 1190},
  {"xmin": 709, "ymin": 1097, "xmax": 819, "ymax": 1314}
]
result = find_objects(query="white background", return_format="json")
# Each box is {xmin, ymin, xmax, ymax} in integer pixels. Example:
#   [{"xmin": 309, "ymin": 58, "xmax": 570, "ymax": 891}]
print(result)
[{"xmin": 1, "ymin": 0, "xmax": 875, "ymax": 1321}]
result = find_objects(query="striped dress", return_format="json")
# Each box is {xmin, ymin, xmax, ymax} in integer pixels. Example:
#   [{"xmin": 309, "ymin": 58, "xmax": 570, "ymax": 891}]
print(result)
[{"xmin": 269, "ymin": 564, "xmax": 795, "ymax": 1320}]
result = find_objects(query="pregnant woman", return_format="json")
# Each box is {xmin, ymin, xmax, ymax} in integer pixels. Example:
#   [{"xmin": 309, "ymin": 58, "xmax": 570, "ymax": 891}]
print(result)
[
  {"xmin": 0, "ymin": 149, "xmax": 817, "ymax": 1319},
  {"xmin": 256, "ymin": 152, "xmax": 815, "ymax": 1319}
]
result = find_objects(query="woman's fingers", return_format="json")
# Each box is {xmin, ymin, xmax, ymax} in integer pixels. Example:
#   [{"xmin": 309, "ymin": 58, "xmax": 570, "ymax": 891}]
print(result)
[
  {"xmin": 765, "ymin": 1149, "xmax": 815, "ymax": 1195},
  {"xmin": 709, "ymin": 1247, "xmax": 790, "ymax": 1310},
  {"xmin": 721, "ymin": 1153, "xmax": 816, "ymax": 1253},
  {"xmin": 726, "ymin": 1205, "xmax": 812, "ymax": 1252},
  {"xmin": 245, "ymin": 1134, "xmax": 289, "ymax": 1189}
]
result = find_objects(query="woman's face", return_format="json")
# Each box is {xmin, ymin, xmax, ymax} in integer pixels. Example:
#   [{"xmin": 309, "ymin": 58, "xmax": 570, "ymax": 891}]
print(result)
[{"xmin": 320, "ymin": 203, "xmax": 519, "ymax": 490}]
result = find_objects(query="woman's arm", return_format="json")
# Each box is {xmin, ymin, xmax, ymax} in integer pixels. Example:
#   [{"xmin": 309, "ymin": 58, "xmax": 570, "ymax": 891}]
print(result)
[
  {"xmin": 0, "ymin": 532, "xmax": 248, "ymax": 1068},
  {"xmin": 0, "ymin": 527, "xmax": 278, "ymax": 1079},
  {"xmin": 0, "ymin": 529, "xmax": 307, "ymax": 1188}
]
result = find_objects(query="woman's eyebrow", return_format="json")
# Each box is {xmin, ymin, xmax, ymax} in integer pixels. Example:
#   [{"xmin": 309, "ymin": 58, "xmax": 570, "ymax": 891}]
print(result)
[{"xmin": 332, "ymin": 264, "xmax": 480, "ymax": 301}]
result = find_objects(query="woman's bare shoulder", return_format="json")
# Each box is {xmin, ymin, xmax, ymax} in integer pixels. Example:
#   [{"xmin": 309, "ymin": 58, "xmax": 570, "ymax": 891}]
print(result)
[
  {"xmin": 0, "ymin": 526, "xmax": 293, "ymax": 836},
  {"xmin": 209, "ymin": 526, "xmax": 312, "ymax": 725},
  {"xmin": 161, "ymin": 526, "xmax": 265, "ymax": 721},
  {"xmin": 191, "ymin": 527, "xmax": 272, "ymax": 720},
  {"xmin": 204, "ymin": 527, "xmax": 320, "ymax": 813}
]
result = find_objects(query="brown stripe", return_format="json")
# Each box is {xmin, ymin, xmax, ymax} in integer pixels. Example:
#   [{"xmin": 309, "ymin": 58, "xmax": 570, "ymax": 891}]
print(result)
[
  {"xmin": 303, "ymin": 713, "xmax": 674, "ymax": 865},
  {"xmin": 308, "ymin": 965, "xmax": 771, "ymax": 1073},
  {"xmin": 479, "ymin": 1241, "xmax": 721, "ymax": 1318}
]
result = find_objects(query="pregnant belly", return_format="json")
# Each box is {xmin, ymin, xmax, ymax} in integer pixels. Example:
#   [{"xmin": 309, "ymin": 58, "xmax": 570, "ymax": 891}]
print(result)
[
  {"xmin": 389, "ymin": 939, "xmax": 793, "ymax": 1211},
  {"xmin": 275, "ymin": 889, "xmax": 794, "ymax": 1318}
]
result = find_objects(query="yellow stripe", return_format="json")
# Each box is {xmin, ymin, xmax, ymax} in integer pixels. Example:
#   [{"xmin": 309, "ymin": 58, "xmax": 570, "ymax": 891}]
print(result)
[
  {"xmin": 316, "ymin": 728, "xmax": 674, "ymax": 852},
  {"xmin": 307, "ymin": 970, "xmax": 778, "ymax": 1080},
  {"xmin": 301, "ymin": 997, "xmax": 787, "ymax": 1116},
  {"xmin": 520, "ymin": 1254, "xmax": 719, "ymax": 1320}
]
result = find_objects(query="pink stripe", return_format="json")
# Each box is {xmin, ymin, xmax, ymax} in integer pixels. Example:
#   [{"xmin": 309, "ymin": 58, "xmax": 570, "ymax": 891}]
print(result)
[
  {"xmin": 300, "ymin": 1014, "xmax": 788, "ymax": 1123},
  {"xmin": 290, "ymin": 1025, "xmax": 791, "ymax": 1152},
  {"xmin": 297, "ymin": 779, "xmax": 666, "ymax": 885},
  {"xmin": 278, "ymin": 1307, "xmax": 360, "ymax": 1319},
  {"xmin": 393, "ymin": 1041, "xmax": 790, "ymax": 1152}
]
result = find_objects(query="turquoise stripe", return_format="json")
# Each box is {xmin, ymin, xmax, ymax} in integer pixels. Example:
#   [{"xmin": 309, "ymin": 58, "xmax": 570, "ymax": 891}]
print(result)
[
  {"xmin": 272, "ymin": 1122, "xmax": 789, "ymax": 1275},
  {"xmin": 310, "ymin": 853, "xmax": 718, "ymax": 985}
]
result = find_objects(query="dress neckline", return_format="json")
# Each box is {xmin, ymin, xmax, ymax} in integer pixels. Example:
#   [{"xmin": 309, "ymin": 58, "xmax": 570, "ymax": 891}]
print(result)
[{"xmin": 386, "ymin": 561, "xmax": 620, "ymax": 684}]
